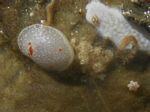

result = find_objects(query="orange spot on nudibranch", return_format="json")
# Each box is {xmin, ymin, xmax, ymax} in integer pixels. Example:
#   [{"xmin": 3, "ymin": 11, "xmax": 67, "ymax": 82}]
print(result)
[
  {"xmin": 28, "ymin": 42, "xmax": 31, "ymax": 45},
  {"xmin": 58, "ymin": 48, "xmax": 63, "ymax": 52},
  {"xmin": 28, "ymin": 42, "xmax": 33, "ymax": 57}
]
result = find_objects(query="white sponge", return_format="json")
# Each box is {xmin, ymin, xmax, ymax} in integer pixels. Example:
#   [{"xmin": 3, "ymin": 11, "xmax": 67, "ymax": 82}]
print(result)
[{"xmin": 86, "ymin": 0, "xmax": 150, "ymax": 53}]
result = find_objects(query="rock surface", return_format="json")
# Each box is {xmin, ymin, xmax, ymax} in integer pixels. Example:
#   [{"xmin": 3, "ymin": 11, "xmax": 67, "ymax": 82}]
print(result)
[
  {"xmin": 122, "ymin": 0, "xmax": 150, "ymax": 32},
  {"xmin": 0, "ymin": 0, "xmax": 149, "ymax": 112}
]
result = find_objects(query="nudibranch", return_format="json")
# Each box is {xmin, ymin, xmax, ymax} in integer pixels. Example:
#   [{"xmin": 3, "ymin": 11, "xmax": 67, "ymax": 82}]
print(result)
[
  {"xmin": 18, "ymin": 0, "xmax": 74, "ymax": 71},
  {"xmin": 18, "ymin": 24, "xmax": 74, "ymax": 71},
  {"xmin": 85, "ymin": 0, "xmax": 150, "ymax": 53}
]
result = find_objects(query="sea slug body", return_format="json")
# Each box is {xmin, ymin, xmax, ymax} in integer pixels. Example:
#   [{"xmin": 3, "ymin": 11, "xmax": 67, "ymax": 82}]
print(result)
[
  {"xmin": 85, "ymin": 0, "xmax": 150, "ymax": 53},
  {"xmin": 18, "ymin": 24, "xmax": 74, "ymax": 71}
]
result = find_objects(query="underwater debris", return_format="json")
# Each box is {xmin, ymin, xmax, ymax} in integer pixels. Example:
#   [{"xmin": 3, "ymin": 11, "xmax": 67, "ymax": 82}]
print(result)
[
  {"xmin": 127, "ymin": 80, "xmax": 140, "ymax": 92},
  {"xmin": 0, "ymin": 30, "xmax": 3, "ymax": 34},
  {"xmin": 119, "ymin": 35, "xmax": 139, "ymax": 50},
  {"xmin": 85, "ymin": 0, "xmax": 150, "ymax": 54},
  {"xmin": 17, "ymin": 0, "xmax": 147, "ymax": 75},
  {"xmin": 71, "ymin": 38, "xmax": 114, "ymax": 76},
  {"xmin": 46, "ymin": 0, "xmax": 58, "ymax": 26},
  {"xmin": 29, "ymin": 11, "xmax": 34, "ymax": 17},
  {"xmin": 17, "ymin": 0, "xmax": 114, "ymax": 74},
  {"xmin": 130, "ymin": 0, "xmax": 139, "ymax": 3},
  {"xmin": 122, "ymin": 0, "xmax": 150, "ymax": 32}
]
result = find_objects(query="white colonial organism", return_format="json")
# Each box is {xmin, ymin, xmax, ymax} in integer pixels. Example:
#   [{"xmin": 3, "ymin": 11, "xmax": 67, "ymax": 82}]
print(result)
[
  {"xmin": 85, "ymin": 0, "xmax": 150, "ymax": 53},
  {"xmin": 18, "ymin": 24, "xmax": 74, "ymax": 71},
  {"xmin": 127, "ymin": 80, "xmax": 140, "ymax": 92}
]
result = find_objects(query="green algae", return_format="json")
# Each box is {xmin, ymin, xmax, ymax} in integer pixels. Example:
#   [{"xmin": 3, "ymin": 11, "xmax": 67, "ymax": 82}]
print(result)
[{"xmin": 0, "ymin": 0, "xmax": 150, "ymax": 112}]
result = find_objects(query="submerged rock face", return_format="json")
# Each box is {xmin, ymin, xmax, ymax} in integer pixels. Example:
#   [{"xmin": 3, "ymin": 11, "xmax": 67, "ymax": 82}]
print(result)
[
  {"xmin": 18, "ymin": 24, "xmax": 74, "ymax": 71},
  {"xmin": 0, "ymin": 0, "xmax": 150, "ymax": 112},
  {"xmin": 122, "ymin": 0, "xmax": 150, "ymax": 32}
]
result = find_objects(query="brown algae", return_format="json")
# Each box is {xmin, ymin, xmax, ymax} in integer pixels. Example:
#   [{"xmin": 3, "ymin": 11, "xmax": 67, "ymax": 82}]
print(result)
[{"xmin": 0, "ymin": 0, "xmax": 149, "ymax": 112}]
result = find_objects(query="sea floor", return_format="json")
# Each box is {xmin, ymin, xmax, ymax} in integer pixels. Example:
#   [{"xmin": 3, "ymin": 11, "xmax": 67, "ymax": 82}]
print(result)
[{"xmin": 0, "ymin": 0, "xmax": 150, "ymax": 112}]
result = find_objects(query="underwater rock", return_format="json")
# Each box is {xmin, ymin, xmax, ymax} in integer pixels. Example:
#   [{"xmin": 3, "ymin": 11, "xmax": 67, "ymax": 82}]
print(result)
[
  {"xmin": 85, "ymin": 0, "xmax": 150, "ymax": 53},
  {"xmin": 122, "ymin": 0, "xmax": 150, "ymax": 32},
  {"xmin": 18, "ymin": 24, "xmax": 74, "ymax": 71}
]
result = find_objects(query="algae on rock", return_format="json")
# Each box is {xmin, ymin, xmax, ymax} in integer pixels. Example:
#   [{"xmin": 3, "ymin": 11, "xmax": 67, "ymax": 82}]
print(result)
[{"xmin": 0, "ymin": 0, "xmax": 149, "ymax": 112}]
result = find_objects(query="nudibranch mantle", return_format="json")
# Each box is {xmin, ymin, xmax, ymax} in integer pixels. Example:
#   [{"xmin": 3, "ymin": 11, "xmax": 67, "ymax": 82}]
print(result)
[
  {"xmin": 18, "ymin": 24, "xmax": 74, "ymax": 71},
  {"xmin": 86, "ymin": 0, "xmax": 150, "ymax": 53}
]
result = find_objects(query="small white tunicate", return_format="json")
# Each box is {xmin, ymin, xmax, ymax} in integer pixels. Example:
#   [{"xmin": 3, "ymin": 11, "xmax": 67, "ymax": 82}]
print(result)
[
  {"xmin": 18, "ymin": 24, "xmax": 74, "ymax": 71},
  {"xmin": 127, "ymin": 80, "xmax": 140, "ymax": 92}
]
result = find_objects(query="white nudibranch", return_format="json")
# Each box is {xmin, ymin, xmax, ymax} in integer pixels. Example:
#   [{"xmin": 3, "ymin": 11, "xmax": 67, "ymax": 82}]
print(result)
[
  {"xmin": 18, "ymin": 24, "xmax": 74, "ymax": 71},
  {"xmin": 86, "ymin": 0, "xmax": 150, "ymax": 53}
]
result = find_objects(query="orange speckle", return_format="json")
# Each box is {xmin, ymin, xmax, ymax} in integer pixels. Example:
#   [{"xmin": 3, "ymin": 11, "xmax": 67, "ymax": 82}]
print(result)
[
  {"xmin": 28, "ymin": 42, "xmax": 33, "ymax": 57},
  {"xmin": 58, "ymin": 48, "xmax": 63, "ymax": 52},
  {"xmin": 28, "ymin": 42, "xmax": 31, "ymax": 45}
]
